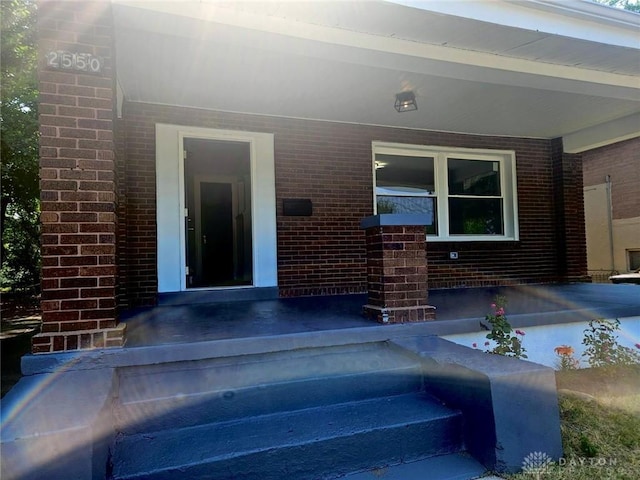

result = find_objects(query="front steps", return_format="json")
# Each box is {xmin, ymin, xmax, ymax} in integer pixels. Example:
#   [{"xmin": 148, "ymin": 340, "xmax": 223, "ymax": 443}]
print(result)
[
  {"xmin": 343, "ymin": 453, "xmax": 489, "ymax": 480},
  {"xmin": 109, "ymin": 342, "xmax": 485, "ymax": 480},
  {"xmin": 3, "ymin": 334, "xmax": 561, "ymax": 479},
  {"xmin": 112, "ymin": 393, "xmax": 463, "ymax": 480},
  {"xmin": 113, "ymin": 343, "xmax": 423, "ymax": 434}
]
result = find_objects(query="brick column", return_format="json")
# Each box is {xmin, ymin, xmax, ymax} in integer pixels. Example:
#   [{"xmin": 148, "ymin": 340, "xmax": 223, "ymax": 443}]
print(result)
[
  {"xmin": 34, "ymin": 0, "xmax": 125, "ymax": 353},
  {"xmin": 361, "ymin": 215, "xmax": 436, "ymax": 323},
  {"xmin": 551, "ymin": 138, "xmax": 589, "ymax": 283}
]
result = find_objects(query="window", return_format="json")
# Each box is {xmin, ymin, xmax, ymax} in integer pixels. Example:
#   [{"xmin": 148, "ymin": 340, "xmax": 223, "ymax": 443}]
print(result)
[
  {"xmin": 375, "ymin": 154, "xmax": 437, "ymax": 234},
  {"xmin": 628, "ymin": 250, "xmax": 640, "ymax": 271},
  {"xmin": 373, "ymin": 142, "xmax": 519, "ymax": 241},
  {"xmin": 448, "ymin": 159, "xmax": 503, "ymax": 235}
]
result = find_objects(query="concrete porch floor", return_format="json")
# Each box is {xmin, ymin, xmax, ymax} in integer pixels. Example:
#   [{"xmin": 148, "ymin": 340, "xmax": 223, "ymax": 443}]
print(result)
[{"xmin": 121, "ymin": 283, "xmax": 640, "ymax": 348}]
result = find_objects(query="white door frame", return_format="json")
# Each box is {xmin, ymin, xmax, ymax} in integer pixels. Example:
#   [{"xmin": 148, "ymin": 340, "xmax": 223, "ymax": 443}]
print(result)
[{"xmin": 156, "ymin": 124, "xmax": 277, "ymax": 292}]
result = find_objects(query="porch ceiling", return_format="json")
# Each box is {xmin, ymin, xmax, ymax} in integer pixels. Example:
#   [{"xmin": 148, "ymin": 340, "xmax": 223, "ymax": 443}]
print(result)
[{"xmin": 112, "ymin": 1, "xmax": 640, "ymax": 151}]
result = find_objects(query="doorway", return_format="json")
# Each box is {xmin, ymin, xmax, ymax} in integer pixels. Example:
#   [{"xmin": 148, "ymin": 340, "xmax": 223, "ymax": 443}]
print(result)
[
  {"xmin": 155, "ymin": 124, "xmax": 277, "ymax": 293},
  {"xmin": 184, "ymin": 138, "xmax": 252, "ymax": 288}
]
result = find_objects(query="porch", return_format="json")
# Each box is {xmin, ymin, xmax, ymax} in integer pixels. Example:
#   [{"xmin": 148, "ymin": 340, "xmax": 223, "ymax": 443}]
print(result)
[
  {"xmin": 20, "ymin": 283, "xmax": 640, "ymax": 376},
  {"xmin": 120, "ymin": 283, "xmax": 640, "ymax": 349},
  {"xmin": 7, "ymin": 282, "xmax": 639, "ymax": 480}
]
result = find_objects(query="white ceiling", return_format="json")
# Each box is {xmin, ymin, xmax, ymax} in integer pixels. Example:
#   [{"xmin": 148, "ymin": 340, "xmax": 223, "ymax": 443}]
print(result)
[{"xmin": 112, "ymin": 1, "xmax": 640, "ymax": 150}]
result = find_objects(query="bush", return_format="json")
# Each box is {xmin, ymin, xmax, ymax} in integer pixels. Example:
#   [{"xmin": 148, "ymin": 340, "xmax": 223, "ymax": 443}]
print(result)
[
  {"xmin": 484, "ymin": 295, "xmax": 527, "ymax": 359},
  {"xmin": 582, "ymin": 319, "xmax": 640, "ymax": 367}
]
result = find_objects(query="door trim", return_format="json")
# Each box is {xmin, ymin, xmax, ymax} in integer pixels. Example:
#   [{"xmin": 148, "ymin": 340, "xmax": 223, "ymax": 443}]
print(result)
[{"xmin": 156, "ymin": 124, "xmax": 277, "ymax": 293}]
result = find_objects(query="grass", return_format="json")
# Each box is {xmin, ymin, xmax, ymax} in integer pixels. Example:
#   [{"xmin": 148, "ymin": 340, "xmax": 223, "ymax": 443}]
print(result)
[{"xmin": 507, "ymin": 365, "xmax": 640, "ymax": 480}]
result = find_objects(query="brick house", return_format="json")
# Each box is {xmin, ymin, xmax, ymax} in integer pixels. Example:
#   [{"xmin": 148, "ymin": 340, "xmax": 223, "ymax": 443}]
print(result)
[
  {"xmin": 582, "ymin": 137, "xmax": 640, "ymax": 279},
  {"xmin": 35, "ymin": 0, "xmax": 640, "ymax": 352}
]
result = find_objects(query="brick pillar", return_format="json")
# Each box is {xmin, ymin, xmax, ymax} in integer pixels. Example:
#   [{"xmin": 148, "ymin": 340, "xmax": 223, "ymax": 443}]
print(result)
[
  {"xmin": 551, "ymin": 138, "xmax": 589, "ymax": 283},
  {"xmin": 361, "ymin": 215, "xmax": 436, "ymax": 323},
  {"xmin": 34, "ymin": 0, "xmax": 125, "ymax": 353}
]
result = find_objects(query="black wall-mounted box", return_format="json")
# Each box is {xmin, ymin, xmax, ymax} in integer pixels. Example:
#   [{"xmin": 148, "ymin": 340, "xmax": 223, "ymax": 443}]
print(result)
[{"xmin": 283, "ymin": 198, "xmax": 313, "ymax": 216}]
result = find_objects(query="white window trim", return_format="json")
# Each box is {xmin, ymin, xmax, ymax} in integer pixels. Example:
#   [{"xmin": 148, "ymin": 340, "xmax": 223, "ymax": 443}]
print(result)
[
  {"xmin": 372, "ymin": 141, "xmax": 519, "ymax": 242},
  {"xmin": 628, "ymin": 249, "xmax": 640, "ymax": 271}
]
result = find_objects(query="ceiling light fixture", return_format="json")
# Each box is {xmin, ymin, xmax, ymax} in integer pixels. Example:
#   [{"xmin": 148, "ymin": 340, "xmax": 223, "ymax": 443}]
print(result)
[{"xmin": 394, "ymin": 91, "xmax": 417, "ymax": 112}]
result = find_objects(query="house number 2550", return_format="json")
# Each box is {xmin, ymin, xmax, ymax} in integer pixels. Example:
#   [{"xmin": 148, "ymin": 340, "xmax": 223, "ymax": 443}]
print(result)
[{"xmin": 46, "ymin": 51, "xmax": 103, "ymax": 74}]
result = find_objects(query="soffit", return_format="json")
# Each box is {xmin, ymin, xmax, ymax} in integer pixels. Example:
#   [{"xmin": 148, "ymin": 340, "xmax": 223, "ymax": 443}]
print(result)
[
  {"xmin": 112, "ymin": 1, "xmax": 640, "ymax": 141},
  {"xmin": 223, "ymin": 1, "xmax": 640, "ymax": 76}
]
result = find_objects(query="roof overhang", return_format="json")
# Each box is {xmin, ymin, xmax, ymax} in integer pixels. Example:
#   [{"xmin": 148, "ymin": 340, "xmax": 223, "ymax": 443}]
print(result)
[{"xmin": 112, "ymin": 0, "xmax": 640, "ymax": 151}]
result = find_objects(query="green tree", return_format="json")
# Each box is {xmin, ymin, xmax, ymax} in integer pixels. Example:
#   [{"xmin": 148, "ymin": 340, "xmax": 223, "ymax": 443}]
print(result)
[
  {"xmin": 594, "ymin": 0, "xmax": 640, "ymax": 12},
  {"xmin": 1, "ymin": 0, "xmax": 40, "ymax": 291}
]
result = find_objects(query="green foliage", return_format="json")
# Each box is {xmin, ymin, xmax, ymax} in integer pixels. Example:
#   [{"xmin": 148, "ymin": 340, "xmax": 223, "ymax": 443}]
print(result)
[
  {"xmin": 376, "ymin": 199, "xmax": 395, "ymax": 214},
  {"xmin": 582, "ymin": 319, "xmax": 640, "ymax": 367},
  {"xmin": 579, "ymin": 435, "xmax": 599, "ymax": 458},
  {"xmin": 593, "ymin": 0, "xmax": 640, "ymax": 12},
  {"xmin": 1, "ymin": 0, "xmax": 40, "ymax": 291},
  {"xmin": 0, "ymin": 204, "xmax": 40, "ymax": 291},
  {"xmin": 462, "ymin": 218, "xmax": 485, "ymax": 235},
  {"xmin": 485, "ymin": 295, "xmax": 527, "ymax": 359}
]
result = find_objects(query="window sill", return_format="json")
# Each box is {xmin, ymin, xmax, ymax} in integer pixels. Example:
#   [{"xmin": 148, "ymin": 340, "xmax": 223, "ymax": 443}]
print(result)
[{"xmin": 427, "ymin": 236, "xmax": 519, "ymax": 242}]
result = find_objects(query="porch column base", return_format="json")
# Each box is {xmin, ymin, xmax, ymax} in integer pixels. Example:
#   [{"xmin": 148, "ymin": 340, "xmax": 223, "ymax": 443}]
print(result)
[
  {"xmin": 32, "ymin": 324, "xmax": 126, "ymax": 354},
  {"xmin": 363, "ymin": 304, "xmax": 436, "ymax": 324},
  {"xmin": 361, "ymin": 214, "xmax": 435, "ymax": 324}
]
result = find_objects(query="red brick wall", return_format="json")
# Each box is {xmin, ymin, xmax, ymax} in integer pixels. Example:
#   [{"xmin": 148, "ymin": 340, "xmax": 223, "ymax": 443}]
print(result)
[
  {"xmin": 117, "ymin": 102, "xmax": 581, "ymax": 305},
  {"xmin": 36, "ymin": 0, "xmax": 124, "ymax": 352},
  {"xmin": 362, "ymin": 224, "xmax": 436, "ymax": 324},
  {"xmin": 551, "ymin": 138, "xmax": 588, "ymax": 282},
  {"xmin": 364, "ymin": 225, "xmax": 429, "ymax": 309},
  {"xmin": 582, "ymin": 137, "xmax": 640, "ymax": 220}
]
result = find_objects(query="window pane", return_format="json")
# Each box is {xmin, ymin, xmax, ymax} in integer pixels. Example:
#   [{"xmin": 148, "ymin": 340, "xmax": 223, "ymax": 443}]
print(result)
[
  {"xmin": 629, "ymin": 250, "xmax": 640, "ymax": 270},
  {"xmin": 376, "ymin": 154, "xmax": 435, "ymax": 194},
  {"xmin": 377, "ymin": 196, "xmax": 437, "ymax": 234},
  {"xmin": 449, "ymin": 198, "xmax": 503, "ymax": 235},
  {"xmin": 448, "ymin": 159, "xmax": 500, "ymax": 196}
]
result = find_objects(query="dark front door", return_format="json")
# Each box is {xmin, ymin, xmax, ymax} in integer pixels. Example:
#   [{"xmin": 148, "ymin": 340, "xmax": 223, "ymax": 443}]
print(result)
[{"xmin": 200, "ymin": 182, "xmax": 234, "ymax": 285}]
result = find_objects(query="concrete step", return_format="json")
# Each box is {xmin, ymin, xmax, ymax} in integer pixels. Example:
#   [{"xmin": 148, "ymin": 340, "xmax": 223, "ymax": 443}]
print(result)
[
  {"xmin": 115, "ymin": 342, "xmax": 423, "ymax": 434},
  {"xmin": 110, "ymin": 393, "xmax": 463, "ymax": 480},
  {"xmin": 342, "ymin": 452, "xmax": 488, "ymax": 480}
]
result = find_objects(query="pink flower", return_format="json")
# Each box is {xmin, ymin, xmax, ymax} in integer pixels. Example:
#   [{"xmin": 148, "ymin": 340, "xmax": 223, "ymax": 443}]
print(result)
[
  {"xmin": 484, "ymin": 341, "xmax": 490, "ymax": 346},
  {"xmin": 515, "ymin": 329, "xmax": 525, "ymax": 336},
  {"xmin": 635, "ymin": 343, "xmax": 640, "ymax": 349},
  {"xmin": 496, "ymin": 308, "xmax": 505, "ymax": 316},
  {"xmin": 472, "ymin": 343, "xmax": 477, "ymax": 348},
  {"xmin": 490, "ymin": 303, "xmax": 496, "ymax": 308}
]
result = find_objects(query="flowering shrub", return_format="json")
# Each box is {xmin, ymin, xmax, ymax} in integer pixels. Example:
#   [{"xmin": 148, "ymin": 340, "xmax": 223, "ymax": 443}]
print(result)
[
  {"xmin": 484, "ymin": 295, "xmax": 527, "ymax": 359},
  {"xmin": 582, "ymin": 318, "xmax": 640, "ymax": 367},
  {"xmin": 554, "ymin": 345, "xmax": 580, "ymax": 370}
]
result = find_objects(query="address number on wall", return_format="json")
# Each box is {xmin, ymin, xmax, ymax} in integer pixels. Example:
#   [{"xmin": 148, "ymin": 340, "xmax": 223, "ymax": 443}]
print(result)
[{"xmin": 46, "ymin": 51, "xmax": 103, "ymax": 74}]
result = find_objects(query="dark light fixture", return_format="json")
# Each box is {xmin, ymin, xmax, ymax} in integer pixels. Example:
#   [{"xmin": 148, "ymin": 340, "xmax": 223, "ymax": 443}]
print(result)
[{"xmin": 394, "ymin": 90, "xmax": 417, "ymax": 112}]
